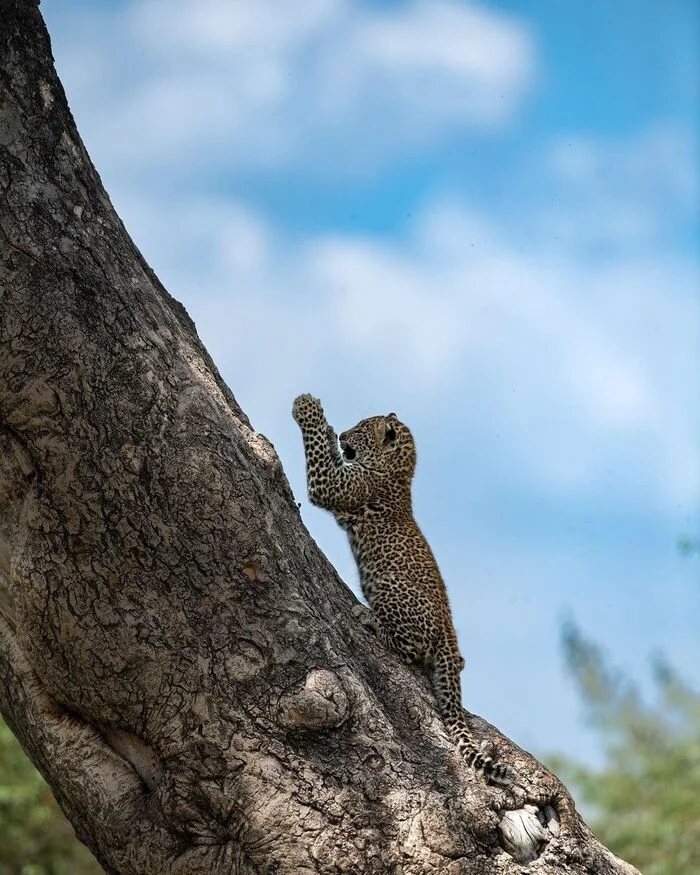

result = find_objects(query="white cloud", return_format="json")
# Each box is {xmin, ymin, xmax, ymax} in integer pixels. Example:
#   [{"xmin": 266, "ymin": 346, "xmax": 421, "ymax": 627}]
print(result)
[
  {"xmin": 48, "ymin": 0, "xmax": 536, "ymax": 180},
  {"xmin": 128, "ymin": 0, "xmax": 339, "ymax": 57},
  {"xmin": 549, "ymin": 124, "xmax": 697, "ymax": 199},
  {"xmin": 544, "ymin": 123, "xmax": 699, "ymax": 249}
]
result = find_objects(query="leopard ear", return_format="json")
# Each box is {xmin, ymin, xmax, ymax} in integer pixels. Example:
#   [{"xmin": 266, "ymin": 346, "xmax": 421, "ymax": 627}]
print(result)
[{"xmin": 383, "ymin": 422, "xmax": 397, "ymax": 446}]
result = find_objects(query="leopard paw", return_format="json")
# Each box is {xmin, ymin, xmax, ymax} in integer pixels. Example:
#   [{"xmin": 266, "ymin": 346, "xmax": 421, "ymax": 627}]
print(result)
[
  {"xmin": 473, "ymin": 742, "xmax": 520, "ymax": 789},
  {"xmin": 351, "ymin": 603, "xmax": 378, "ymax": 632},
  {"xmin": 292, "ymin": 393, "xmax": 325, "ymax": 428}
]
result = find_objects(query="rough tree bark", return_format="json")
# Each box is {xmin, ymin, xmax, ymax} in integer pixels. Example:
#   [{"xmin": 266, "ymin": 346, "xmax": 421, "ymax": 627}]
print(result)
[{"xmin": 0, "ymin": 3, "xmax": 640, "ymax": 873}]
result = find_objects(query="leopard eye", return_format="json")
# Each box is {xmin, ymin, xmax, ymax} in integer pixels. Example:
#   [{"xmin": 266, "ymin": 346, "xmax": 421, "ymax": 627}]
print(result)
[
  {"xmin": 342, "ymin": 445, "xmax": 356, "ymax": 461},
  {"xmin": 383, "ymin": 425, "xmax": 396, "ymax": 445}
]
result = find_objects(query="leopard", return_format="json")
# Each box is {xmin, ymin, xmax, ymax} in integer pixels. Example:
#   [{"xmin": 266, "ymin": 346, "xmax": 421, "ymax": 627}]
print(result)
[{"xmin": 291, "ymin": 392, "xmax": 517, "ymax": 788}]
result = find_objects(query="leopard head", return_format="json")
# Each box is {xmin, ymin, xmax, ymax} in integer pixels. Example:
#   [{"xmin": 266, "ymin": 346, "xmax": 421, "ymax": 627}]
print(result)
[{"xmin": 338, "ymin": 413, "xmax": 416, "ymax": 483}]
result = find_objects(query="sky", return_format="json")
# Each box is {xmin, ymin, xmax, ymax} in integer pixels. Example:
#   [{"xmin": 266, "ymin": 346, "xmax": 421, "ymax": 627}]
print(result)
[{"xmin": 42, "ymin": 0, "xmax": 699, "ymax": 773}]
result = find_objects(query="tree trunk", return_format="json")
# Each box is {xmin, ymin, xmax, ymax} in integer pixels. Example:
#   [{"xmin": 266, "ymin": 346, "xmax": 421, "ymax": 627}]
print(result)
[{"xmin": 0, "ymin": 2, "xmax": 639, "ymax": 873}]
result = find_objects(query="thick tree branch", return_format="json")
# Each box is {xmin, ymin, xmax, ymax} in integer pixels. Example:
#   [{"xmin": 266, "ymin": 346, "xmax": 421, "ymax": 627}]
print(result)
[{"xmin": 0, "ymin": 1, "xmax": 639, "ymax": 872}]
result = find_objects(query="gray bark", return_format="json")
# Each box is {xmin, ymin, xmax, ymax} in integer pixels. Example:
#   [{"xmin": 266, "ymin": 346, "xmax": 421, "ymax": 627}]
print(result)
[{"xmin": 0, "ymin": 2, "xmax": 640, "ymax": 873}]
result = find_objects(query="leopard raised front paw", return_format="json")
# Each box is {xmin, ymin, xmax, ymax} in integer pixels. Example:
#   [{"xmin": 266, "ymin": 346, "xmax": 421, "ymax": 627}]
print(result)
[{"xmin": 292, "ymin": 393, "xmax": 326, "ymax": 428}]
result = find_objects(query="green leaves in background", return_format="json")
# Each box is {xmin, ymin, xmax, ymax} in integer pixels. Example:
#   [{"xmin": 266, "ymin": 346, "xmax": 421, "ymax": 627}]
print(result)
[
  {"xmin": 552, "ymin": 623, "xmax": 700, "ymax": 875},
  {"xmin": 0, "ymin": 719, "xmax": 100, "ymax": 875}
]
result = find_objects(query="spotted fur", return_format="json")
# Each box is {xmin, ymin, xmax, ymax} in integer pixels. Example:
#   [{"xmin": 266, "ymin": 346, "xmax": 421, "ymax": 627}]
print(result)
[{"xmin": 292, "ymin": 393, "xmax": 516, "ymax": 787}]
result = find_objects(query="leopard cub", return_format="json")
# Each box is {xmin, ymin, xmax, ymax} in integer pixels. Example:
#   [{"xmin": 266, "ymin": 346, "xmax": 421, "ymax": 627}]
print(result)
[{"xmin": 292, "ymin": 393, "xmax": 516, "ymax": 787}]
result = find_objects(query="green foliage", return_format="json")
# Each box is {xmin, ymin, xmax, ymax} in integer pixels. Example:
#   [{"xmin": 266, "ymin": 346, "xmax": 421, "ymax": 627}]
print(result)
[
  {"xmin": 553, "ymin": 623, "xmax": 700, "ymax": 875},
  {"xmin": 0, "ymin": 717, "xmax": 101, "ymax": 875}
]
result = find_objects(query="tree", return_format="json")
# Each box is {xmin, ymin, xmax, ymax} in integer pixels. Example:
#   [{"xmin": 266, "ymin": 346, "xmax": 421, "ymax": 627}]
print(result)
[
  {"xmin": 0, "ymin": 2, "xmax": 639, "ymax": 872},
  {"xmin": 551, "ymin": 624, "xmax": 700, "ymax": 875}
]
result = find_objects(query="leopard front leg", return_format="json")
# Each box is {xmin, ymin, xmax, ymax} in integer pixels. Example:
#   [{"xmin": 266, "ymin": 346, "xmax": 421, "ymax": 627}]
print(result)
[
  {"xmin": 292, "ymin": 393, "xmax": 327, "ymax": 433},
  {"xmin": 292, "ymin": 394, "xmax": 373, "ymax": 512}
]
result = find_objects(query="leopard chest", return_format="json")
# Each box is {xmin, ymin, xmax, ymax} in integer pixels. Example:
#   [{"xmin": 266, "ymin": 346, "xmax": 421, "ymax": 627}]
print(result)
[{"xmin": 333, "ymin": 509, "xmax": 403, "ymax": 604}]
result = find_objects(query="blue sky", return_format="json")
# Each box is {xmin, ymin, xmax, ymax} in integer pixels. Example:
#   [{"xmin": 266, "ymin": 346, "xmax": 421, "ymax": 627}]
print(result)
[{"xmin": 43, "ymin": 0, "xmax": 699, "ymax": 773}]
